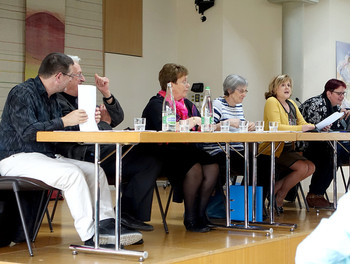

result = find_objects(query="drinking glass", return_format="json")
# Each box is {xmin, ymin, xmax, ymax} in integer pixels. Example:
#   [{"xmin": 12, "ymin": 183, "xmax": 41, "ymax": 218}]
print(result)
[
  {"xmin": 134, "ymin": 117, "xmax": 146, "ymax": 131},
  {"xmin": 255, "ymin": 121, "xmax": 264, "ymax": 132},
  {"xmin": 220, "ymin": 120, "xmax": 230, "ymax": 132},
  {"xmin": 179, "ymin": 119, "xmax": 190, "ymax": 132},
  {"xmin": 239, "ymin": 120, "xmax": 249, "ymax": 132},
  {"xmin": 269, "ymin": 121, "xmax": 278, "ymax": 132}
]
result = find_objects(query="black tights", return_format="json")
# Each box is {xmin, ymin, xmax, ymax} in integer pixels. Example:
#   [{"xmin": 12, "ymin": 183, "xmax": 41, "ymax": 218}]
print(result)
[{"xmin": 183, "ymin": 163, "xmax": 219, "ymax": 221}]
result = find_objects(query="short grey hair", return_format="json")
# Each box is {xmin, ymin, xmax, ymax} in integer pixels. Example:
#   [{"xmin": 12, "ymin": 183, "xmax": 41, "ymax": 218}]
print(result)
[
  {"xmin": 67, "ymin": 55, "xmax": 81, "ymax": 63},
  {"xmin": 223, "ymin": 74, "xmax": 248, "ymax": 96}
]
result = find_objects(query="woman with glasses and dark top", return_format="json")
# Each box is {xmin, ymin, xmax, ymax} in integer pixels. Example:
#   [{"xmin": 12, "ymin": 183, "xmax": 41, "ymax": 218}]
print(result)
[
  {"xmin": 259, "ymin": 74, "xmax": 315, "ymax": 213},
  {"xmin": 299, "ymin": 78, "xmax": 350, "ymax": 208},
  {"xmin": 142, "ymin": 63, "xmax": 219, "ymax": 232}
]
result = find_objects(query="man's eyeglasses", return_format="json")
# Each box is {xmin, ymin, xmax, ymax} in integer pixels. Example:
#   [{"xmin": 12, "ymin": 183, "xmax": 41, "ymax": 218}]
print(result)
[
  {"xmin": 62, "ymin": 72, "xmax": 84, "ymax": 79},
  {"xmin": 332, "ymin": 91, "xmax": 347, "ymax": 96}
]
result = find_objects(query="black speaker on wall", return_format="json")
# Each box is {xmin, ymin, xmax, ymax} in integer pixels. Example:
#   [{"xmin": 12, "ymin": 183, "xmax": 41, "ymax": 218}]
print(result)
[
  {"xmin": 195, "ymin": 0, "xmax": 215, "ymax": 22},
  {"xmin": 195, "ymin": 0, "xmax": 215, "ymax": 14}
]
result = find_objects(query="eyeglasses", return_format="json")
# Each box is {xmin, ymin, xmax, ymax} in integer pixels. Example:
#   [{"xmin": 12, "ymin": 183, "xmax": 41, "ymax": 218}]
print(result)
[
  {"xmin": 237, "ymin": 89, "xmax": 248, "ymax": 94},
  {"xmin": 177, "ymin": 80, "xmax": 189, "ymax": 86},
  {"xmin": 62, "ymin": 72, "xmax": 84, "ymax": 79},
  {"xmin": 332, "ymin": 91, "xmax": 347, "ymax": 96}
]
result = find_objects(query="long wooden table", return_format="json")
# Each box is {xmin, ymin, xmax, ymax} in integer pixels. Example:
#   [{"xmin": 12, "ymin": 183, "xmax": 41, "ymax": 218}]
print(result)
[{"xmin": 37, "ymin": 131, "xmax": 348, "ymax": 260}]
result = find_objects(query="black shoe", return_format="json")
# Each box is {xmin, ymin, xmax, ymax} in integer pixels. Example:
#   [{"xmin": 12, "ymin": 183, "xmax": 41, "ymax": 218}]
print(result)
[
  {"xmin": 199, "ymin": 216, "xmax": 216, "ymax": 229},
  {"xmin": 120, "ymin": 226, "xmax": 143, "ymax": 246},
  {"xmin": 83, "ymin": 236, "xmax": 119, "ymax": 249},
  {"xmin": 132, "ymin": 238, "xmax": 144, "ymax": 245},
  {"xmin": 121, "ymin": 213, "xmax": 154, "ymax": 231},
  {"xmin": 99, "ymin": 218, "xmax": 143, "ymax": 246},
  {"xmin": 184, "ymin": 218, "xmax": 210, "ymax": 233},
  {"xmin": 276, "ymin": 206, "xmax": 284, "ymax": 214}
]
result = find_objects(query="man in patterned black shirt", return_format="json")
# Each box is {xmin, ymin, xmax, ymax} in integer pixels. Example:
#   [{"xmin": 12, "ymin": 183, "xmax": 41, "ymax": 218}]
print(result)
[
  {"xmin": 299, "ymin": 79, "xmax": 350, "ymax": 208},
  {"xmin": 0, "ymin": 53, "xmax": 141, "ymax": 247}
]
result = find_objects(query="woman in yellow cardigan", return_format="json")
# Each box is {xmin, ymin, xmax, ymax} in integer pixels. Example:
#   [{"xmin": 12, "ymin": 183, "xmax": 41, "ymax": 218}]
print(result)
[{"xmin": 259, "ymin": 74, "xmax": 315, "ymax": 211}]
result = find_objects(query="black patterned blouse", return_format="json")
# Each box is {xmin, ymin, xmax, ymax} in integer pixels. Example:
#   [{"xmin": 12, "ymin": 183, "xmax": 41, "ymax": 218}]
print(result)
[{"xmin": 299, "ymin": 93, "xmax": 345, "ymax": 131}]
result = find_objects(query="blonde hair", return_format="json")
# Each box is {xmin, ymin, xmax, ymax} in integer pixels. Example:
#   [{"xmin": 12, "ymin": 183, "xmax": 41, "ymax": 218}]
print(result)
[{"xmin": 265, "ymin": 74, "xmax": 293, "ymax": 99}]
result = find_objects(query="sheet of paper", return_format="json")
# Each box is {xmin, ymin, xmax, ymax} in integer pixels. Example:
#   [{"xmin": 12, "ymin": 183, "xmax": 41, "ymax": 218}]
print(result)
[
  {"xmin": 315, "ymin": 111, "xmax": 344, "ymax": 130},
  {"xmin": 78, "ymin": 85, "xmax": 99, "ymax": 131}
]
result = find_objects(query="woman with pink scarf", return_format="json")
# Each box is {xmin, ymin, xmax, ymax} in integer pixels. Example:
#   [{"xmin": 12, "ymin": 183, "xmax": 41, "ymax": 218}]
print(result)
[{"xmin": 142, "ymin": 63, "xmax": 219, "ymax": 232}]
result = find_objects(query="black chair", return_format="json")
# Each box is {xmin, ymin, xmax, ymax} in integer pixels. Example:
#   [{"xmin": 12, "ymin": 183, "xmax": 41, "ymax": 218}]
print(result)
[{"xmin": 0, "ymin": 176, "xmax": 56, "ymax": 256}]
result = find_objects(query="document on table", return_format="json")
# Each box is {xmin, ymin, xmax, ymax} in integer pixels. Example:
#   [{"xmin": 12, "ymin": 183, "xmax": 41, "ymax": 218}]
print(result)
[
  {"xmin": 315, "ymin": 112, "xmax": 344, "ymax": 130},
  {"xmin": 78, "ymin": 85, "xmax": 99, "ymax": 131}
]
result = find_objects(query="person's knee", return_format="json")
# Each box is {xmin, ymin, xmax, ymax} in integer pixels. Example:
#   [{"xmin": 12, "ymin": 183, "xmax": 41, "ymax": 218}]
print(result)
[
  {"xmin": 307, "ymin": 161, "xmax": 316, "ymax": 176},
  {"xmin": 187, "ymin": 163, "xmax": 203, "ymax": 180},
  {"xmin": 292, "ymin": 161, "xmax": 309, "ymax": 178}
]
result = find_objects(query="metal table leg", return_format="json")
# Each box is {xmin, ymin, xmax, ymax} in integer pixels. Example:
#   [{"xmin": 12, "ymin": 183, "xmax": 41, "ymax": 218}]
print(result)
[
  {"xmin": 333, "ymin": 140, "xmax": 338, "ymax": 209},
  {"xmin": 217, "ymin": 142, "xmax": 272, "ymax": 235},
  {"xmin": 252, "ymin": 142, "xmax": 257, "ymax": 222},
  {"xmin": 246, "ymin": 141, "xmax": 297, "ymax": 231},
  {"xmin": 69, "ymin": 143, "xmax": 148, "ymax": 262}
]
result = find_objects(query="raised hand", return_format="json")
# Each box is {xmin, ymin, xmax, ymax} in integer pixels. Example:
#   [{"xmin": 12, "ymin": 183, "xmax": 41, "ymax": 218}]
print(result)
[{"xmin": 94, "ymin": 73, "xmax": 111, "ymax": 98}]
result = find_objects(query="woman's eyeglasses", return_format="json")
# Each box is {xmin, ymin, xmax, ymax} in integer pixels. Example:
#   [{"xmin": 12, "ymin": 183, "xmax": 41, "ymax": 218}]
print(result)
[
  {"xmin": 332, "ymin": 91, "xmax": 347, "ymax": 96},
  {"xmin": 237, "ymin": 89, "xmax": 248, "ymax": 94}
]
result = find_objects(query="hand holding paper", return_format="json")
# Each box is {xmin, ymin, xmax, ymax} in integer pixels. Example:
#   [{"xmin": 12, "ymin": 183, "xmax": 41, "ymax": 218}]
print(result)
[
  {"xmin": 78, "ymin": 85, "xmax": 99, "ymax": 131},
  {"xmin": 315, "ymin": 112, "xmax": 344, "ymax": 130},
  {"xmin": 61, "ymin": 109, "xmax": 88, "ymax": 127}
]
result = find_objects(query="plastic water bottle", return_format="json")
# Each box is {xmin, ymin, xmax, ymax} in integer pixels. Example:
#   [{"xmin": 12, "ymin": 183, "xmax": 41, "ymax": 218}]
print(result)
[
  {"xmin": 201, "ymin": 86, "xmax": 213, "ymax": 132},
  {"xmin": 162, "ymin": 82, "xmax": 176, "ymax": 132}
]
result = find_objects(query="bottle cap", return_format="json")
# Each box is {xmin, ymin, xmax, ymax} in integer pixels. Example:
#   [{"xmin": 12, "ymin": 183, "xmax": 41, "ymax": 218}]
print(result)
[{"xmin": 205, "ymin": 86, "xmax": 210, "ymax": 90}]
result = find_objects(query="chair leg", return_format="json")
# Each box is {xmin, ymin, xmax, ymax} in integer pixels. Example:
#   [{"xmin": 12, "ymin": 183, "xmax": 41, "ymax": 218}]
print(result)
[
  {"xmin": 50, "ymin": 190, "xmax": 61, "ymax": 222},
  {"xmin": 12, "ymin": 183, "xmax": 34, "ymax": 257},
  {"xmin": 325, "ymin": 192, "xmax": 330, "ymax": 202},
  {"xmin": 339, "ymin": 166, "xmax": 348, "ymax": 193},
  {"xmin": 46, "ymin": 209, "xmax": 53, "ymax": 232},
  {"xmin": 295, "ymin": 187, "xmax": 302, "ymax": 209},
  {"xmin": 297, "ymin": 183, "xmax": 309, "ymax": 212},
  {"xmin": 32, "ymin": 189, "xmax": 54, "ymax": 241},
  {"xmin": 154, "ymin": 183, "xmax": 169, "ymax": 234},
  {"xmin": 164, "ymin": 186, "xmax": 174, "ymax": 218}
]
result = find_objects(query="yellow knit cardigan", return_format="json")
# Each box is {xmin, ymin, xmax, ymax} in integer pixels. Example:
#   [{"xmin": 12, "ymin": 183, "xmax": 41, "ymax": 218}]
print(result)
[{"xmin": 258, "ymin": 96, "xmax": 312, "ymax": 157}]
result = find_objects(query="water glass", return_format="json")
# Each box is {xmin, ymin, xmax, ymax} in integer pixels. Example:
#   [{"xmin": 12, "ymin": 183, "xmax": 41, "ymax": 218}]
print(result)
[
  {"xmin": 239, "ymin": 120, "xmax": 249, "ymax": 132},
  {"xmin": 255, "ymin": 121, "xmax": 264, "ymax": 132},
  {"xmin": 269, "ymin": 121, "xmax": 278, "ymax": 132},
  {"xmin": 220, "ymin": 120, "xmax": 230, "ymax": 132},
  {"xmin": 179, "ymin": 119, "xmax": 190, "ymax": 132},
  {"xmin": 134, "ymin": 117, "xmax": 146, "ymax": 131}
]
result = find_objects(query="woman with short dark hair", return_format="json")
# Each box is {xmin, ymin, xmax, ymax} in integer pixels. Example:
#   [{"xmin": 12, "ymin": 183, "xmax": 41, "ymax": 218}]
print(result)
[{"xmin": 142, "ymin": 63, "xmax": 219, "ymax": 232}]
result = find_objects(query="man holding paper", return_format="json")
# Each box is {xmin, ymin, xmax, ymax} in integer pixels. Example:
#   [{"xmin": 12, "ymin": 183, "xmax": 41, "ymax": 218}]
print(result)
[
  {"xmin": 56, "ymin": 55, "xmax": 161, "ymax": 235},
  {"xmin": 0, "ymin": 53, "xmax": 144, "ymax": 247},
  {"xmin": 300, "ymin": 79, "xmax": 350, "ymax": 208}
]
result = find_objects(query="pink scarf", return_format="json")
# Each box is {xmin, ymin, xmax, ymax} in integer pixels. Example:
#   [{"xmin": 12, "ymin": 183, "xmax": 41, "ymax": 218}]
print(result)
[{"xmin": 158, "ymin": 90, "xmax": 189, "ymax": 120}]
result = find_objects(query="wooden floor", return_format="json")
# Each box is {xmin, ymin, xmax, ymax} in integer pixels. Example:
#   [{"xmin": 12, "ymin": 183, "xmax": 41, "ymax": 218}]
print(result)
[{"xmin": 0, "ymin": 187, "xmax": 337, "ymax": 264}]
